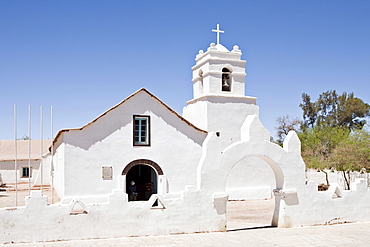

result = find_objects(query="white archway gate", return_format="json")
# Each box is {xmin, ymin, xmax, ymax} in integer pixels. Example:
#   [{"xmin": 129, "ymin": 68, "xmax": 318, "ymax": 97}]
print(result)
[{"xmin": 197, "ymin": 115, "xmax": 306, "ymax": 227}]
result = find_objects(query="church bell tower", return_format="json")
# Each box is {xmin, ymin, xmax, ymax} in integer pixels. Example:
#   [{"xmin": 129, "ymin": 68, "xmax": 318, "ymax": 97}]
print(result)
[
  {"xmin": 191, "ymin": 42, "xmax": 247, "ymax": 99},
  {"xmin": 182, "ymin": 24, "xmax": 260, "ymax": 148}
]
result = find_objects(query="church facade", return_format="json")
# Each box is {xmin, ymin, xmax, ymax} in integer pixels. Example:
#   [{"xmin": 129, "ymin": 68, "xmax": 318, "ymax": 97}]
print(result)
[
  {"xmin": 52, "ymin": 88, "xmax": 207, "ymax": 203},
  {"xmin": 51, "ymin": 41, "xmax": 275, "ymax": 204}
]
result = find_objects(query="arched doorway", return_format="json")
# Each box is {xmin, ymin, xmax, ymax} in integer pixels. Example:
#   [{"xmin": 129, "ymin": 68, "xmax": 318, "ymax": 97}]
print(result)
[
  {"xmin": 122, "ymin": 159, "xmax": 164, "ymax": 201},
  {"xmin": 126, "ymin": 165, "xmax": 157, "ymax": 201},
  {"xmin": 223, "ymin": 153, "xmax": 284, "ymax": 228},
  {"xmin": 225, "ymin": 155, "xmax": 277, "ymax": 230}
]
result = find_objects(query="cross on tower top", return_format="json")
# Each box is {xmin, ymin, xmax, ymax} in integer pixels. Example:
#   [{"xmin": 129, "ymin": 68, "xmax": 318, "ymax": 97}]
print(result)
[{"xmin": 212, "ymin": 24, "xmax": 224, "ymax": 45}]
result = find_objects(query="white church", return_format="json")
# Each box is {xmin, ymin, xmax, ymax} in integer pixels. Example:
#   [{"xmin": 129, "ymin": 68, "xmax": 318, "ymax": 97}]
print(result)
[
  {"xmin": 1, "ymin": 25, "xmax": 370, "ymax": 244},
  {"xmin": 50, "ymin": 32, "xmax": 275, "ymax": 204}
]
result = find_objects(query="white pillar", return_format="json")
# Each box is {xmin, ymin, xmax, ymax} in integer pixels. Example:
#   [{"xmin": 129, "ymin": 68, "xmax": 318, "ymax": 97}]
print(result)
[
  {"xmin": 120, "ymin": 175, "xmax": 127, "ymax": 193},
  {"xmin": 157, "ymin": 175, "xmax": 167, "ymax": 195}
]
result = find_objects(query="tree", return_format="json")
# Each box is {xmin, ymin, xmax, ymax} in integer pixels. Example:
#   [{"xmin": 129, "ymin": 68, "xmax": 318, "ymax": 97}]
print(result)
[
  {"xmin": 299, "ymin": 126, "xmax": 349, "ymax": 161},
  {"xmin": 300, "ymin": 90, "xmax": 370, "ymax": 130},
  {"xmin": 18, "ymin": 135, "xmax": 30, "ymax": 140},
  {"xmin": 275, "ymin": 115, "xmax": 301, "ymax": 145},
  {"xmin": 298, "ymin": 126, "xmax": 350, "ymax": 186},
  {"xmin": 328, "ymin": 129, "xmax": 370, "ymax": 189},
  {"xmin": 276, "ymin": 91, "xmax": 370, "ymax": 189}
]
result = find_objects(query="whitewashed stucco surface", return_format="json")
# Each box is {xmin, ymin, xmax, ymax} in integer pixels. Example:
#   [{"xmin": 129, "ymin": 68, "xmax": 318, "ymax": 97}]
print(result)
[
  {"xmin": 53, "ymin": 90, "xmax": 207, "ymax": 200},
  {"xmin": 2, "ymin": 116, "xmax": 370, "ymax": 244},
  {"xmin": 0, "ymin": 189, "xmax": 227, "ymax": 244}
]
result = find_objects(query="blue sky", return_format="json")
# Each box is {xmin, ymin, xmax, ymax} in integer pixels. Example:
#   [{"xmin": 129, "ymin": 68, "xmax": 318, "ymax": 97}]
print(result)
[{"xmin": 1, "ymin": 1, "xmax": 370, "ymax": 140}]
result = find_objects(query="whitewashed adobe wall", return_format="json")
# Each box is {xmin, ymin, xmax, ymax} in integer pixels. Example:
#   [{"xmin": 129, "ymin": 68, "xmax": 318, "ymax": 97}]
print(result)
[
  {"xmin": 2, "ymin": 115, "xmax": 370, "ymax": 244},
  {"xmin": 53, "ymin": 141, "xmax": 65, "ymax": 198},
  {"xmin": 306, "ymin": 169, "xmax": 370, "ymax": 190},
  {"xmin": 32, "ymin": 154, "xmax": 52, "ymax": 187},
  {"xmin": 282, "ymin": 179, "xmax": 370, "ymax": 227},
  {"xmin": 306, "ymin": 169, "xmax": 341, "ymax": 186},
  {"xmin": 0, "ymin": 188, "xmax": 227, "ymax": 244},
  {"xmin": 52, "ymin": 89, "xmax": 207, "ymax": 202},
  {"xmin": 183, "ymin": 97, "xmax": 259, "ymax": 149}
]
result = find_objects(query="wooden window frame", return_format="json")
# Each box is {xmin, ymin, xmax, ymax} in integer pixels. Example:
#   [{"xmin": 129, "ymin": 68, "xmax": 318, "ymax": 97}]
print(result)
[{"xmin": 133, "ymin": 115, "xmax": 151, "ymax": 146}]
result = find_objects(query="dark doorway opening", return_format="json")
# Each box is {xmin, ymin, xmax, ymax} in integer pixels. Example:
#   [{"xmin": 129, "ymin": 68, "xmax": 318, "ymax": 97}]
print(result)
[{"xmin": 126, "ymin": 165, "xmax": 157, "ymax": 201}]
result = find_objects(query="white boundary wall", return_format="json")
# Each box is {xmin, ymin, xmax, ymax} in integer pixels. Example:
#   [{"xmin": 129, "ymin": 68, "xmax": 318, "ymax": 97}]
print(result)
[
  {"xmin": 306, "ymin": 169, "xmax": 370, "ymax": 190},
  {"xmin": 2, "ymin": 115, "xmax": 370, "ymax": 244},
  {"xmin": 0, "ymin": 188, "xmax": 228, "ymax": 244},
  {"xmin": 277, "ymin": 178, "xmax": 370, "ymax": 227}
]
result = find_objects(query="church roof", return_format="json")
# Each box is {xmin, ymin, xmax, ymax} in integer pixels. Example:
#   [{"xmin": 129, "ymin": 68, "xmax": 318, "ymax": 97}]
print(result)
[{"xmin": 52, "ymin": 88, "xmax": 207, "ymax": 147}]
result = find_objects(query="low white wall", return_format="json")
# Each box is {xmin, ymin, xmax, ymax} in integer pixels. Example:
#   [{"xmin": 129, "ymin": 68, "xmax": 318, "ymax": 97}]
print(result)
[
  {"xmin": 4, "ymin": 179, "xmax": 370, "ymax": 244},
  {"xmin": 306, "ymin": 169, "xmax": 340, "ymax": 185},
  {"xmin": 0, "ymin": 188, "xmax": 228, "ymax": 244},
  {"xmin": 306, "ymin": 169, "xmax": 370, "ymax": 190},
  {"xmin": 278, "ymin": 178, "xmax": 370, "ymax": 227}
]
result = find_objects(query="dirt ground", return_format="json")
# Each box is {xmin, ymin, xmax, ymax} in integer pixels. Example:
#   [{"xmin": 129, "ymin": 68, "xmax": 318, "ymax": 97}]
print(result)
[
  {"xmin": 0, "ymin": 183, "xmax": 60, "ymax": 208},
  {"xmin": 226, "ymin": 199, "xmax": 275, "ymax": 230}
]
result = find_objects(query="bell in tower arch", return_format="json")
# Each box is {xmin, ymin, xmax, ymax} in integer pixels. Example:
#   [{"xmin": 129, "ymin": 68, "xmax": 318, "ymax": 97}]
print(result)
[{"xmin": 222, "ymin": 68, "xmax": 231, "ymax": 92}]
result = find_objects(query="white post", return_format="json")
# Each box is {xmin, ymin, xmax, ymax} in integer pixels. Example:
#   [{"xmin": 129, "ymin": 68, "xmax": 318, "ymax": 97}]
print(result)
[
  {"xmin": 51, "ymin": 106, "xmax": 54, "ymax": 204},
  {"xmin": 40, "ymin": 106, "xmax": 43, "ymax": 195},
  {"xmin": 14, "ymin": 105, "xmax": 18, "ymax": 207},
  {"xmin": 28, "ymin": 105, "xmax": 31, "ymax": 195},
  {"xmin": 157, "ymin": 175, "xmax": 167, "ymax": 195},
  {"xmin": 120, "ymin": 175, "xmax": 126, "ymax": 193}
]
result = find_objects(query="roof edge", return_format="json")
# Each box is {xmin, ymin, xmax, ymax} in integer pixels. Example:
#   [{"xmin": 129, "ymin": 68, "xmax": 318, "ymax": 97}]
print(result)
[{"xmin": 52, "ymin": 88, "xmax": 207, "ymax": 148}]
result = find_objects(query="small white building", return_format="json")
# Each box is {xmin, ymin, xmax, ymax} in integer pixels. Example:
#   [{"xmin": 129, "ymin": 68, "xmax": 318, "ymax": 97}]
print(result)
[{"xmin": 0, "ymin": 140, "xmax": 50, "ymax": 186}]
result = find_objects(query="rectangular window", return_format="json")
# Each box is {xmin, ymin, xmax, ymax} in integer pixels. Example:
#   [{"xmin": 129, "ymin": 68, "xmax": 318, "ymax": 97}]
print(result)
[
  {"xmin": 21, "ymin": 167, "xmax": 31, "ymax": 178},
  {"xmin": 102, "ymin": 166, "xmax": 113, "ymax": 180},
  {"xmin": 133, "ymin": 115, "xmax": 150, "ymax": 146}
]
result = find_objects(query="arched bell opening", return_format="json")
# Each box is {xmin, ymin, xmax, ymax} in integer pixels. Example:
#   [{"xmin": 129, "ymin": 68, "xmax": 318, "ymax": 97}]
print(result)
[
  {"xmin": 198, "ymin": 69, "xmax": 204, "ymax": 94},
  {"xmin": 221, "ymin": 67, "xmax": 232, "ymax": 92}
]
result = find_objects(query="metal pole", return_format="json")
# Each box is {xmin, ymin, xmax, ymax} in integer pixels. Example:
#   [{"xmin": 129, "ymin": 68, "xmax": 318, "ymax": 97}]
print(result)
[
  {"xmin": 40, "ymin": 106, "xmax": 43, "ymax": 195},
  {"xmin": 14, "ymin": 105, "xmax": 18, "ymax": 207},
  {"xmin": 51, "ymin": 106, "xmax": 54, "ymax": 204},
  {"xmin": 28, "ymin": 105, "xmax": 31, "ymax": 195}
]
